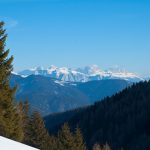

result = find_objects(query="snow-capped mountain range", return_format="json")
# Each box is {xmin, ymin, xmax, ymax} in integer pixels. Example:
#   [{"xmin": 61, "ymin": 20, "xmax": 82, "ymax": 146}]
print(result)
[{"xmin": 17, "ymin": 65, "xmax": 143, "ymax": 82}]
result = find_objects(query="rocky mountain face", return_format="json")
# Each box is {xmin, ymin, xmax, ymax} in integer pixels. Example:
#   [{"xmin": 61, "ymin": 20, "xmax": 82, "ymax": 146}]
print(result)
[{"xmin": 17, "ymin": 65, "xmax": 143, "ymax": 82}]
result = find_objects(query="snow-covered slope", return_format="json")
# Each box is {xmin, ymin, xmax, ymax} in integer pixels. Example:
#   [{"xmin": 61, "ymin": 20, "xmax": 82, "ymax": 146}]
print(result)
[
  {"xmin": 18, "ymin": 65, "xmax": 143, "ymax": 82},
  {"xmin": 0, "ymin": 136, "xmax": 39, "ymax": 150}
]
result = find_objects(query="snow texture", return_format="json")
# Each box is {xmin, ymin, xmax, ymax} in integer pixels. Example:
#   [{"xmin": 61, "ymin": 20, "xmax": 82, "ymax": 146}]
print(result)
[
  {"xmin": 17, "ymin": 65, "xmax": 143, "ymax": 82},
  {"xmin": 0, "ymin": 136, "xmax": 39, "ymax": 150}
]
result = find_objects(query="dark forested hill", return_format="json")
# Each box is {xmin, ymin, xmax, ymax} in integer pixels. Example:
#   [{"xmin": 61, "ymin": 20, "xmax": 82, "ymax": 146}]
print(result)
[
  {"xmin": 45, "ymin": 81, "xmax": 150, "ymax": 150},
  {"xmin": 10, "ymin": 74, "xmax": 129, "ymax": 116}
]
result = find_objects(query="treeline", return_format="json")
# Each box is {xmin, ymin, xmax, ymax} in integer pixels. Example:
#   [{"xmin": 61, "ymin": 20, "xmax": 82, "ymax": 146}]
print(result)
[
  {"xmin": 20, "ymin": 105, "xmax": 123, "ymax": 150},
  {"xmin": 17, "ymin": 101, "xmax": 87, "ymax": 150},
  {"xmin": 45, "ymin": 80, "xmax": 150, "ymax": 150}
]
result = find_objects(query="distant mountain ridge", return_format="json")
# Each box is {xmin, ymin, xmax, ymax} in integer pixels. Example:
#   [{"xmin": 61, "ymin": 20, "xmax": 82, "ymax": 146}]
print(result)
[
  {"xmin": 17, "ymin": 65, "xmax": 143, "ymax": 82},
  {"xmin": 10, "ymin": 74, "xmax": 130, "ymax": 116}
]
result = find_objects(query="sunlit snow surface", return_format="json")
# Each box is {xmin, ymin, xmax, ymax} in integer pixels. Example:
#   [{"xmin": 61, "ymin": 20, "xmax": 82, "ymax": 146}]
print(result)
[
  {"xmin": 0, "ymin": 136, "xmax": 39, "ymax": 150},
  {"xmin": 17, "ymin": 65, "xmax": 143, "ymax": 82}
]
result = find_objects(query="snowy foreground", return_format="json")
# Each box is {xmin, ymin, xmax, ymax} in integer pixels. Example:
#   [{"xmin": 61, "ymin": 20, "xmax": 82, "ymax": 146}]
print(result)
[{"xmin": 0, "ymin": 136, "xmax": 39, "ymax": 150}]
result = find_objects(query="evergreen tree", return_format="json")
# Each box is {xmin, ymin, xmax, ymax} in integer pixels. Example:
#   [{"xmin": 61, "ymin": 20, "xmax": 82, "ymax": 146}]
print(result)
[
  {"xmin": 74, "ymin": 127, "xmax": 87, "ymax": 150},
  {"xmin": 93, "ymin": 144, "xmax": 102, "ymax": 150},
  {"xmin": 18, "ymin": 100, "xmax": 30, "ymax": 143},
  {"xmin": 92, "ymin": 143, "xmax": 112, "ymax": 150},
  {"xmin": 57, "ymin": 123, "xmax": 74, "ymax": 150},
  {"xmin": 0, "ymin": 21, "xmax": 23, "ymax": 141},
  {"xmin": 103, "ymin": 143, "xmax": 111, "ymax": 150},
  {"xmin": 28, "ymin": 111, "xmax": 53, "ymax": 150}
]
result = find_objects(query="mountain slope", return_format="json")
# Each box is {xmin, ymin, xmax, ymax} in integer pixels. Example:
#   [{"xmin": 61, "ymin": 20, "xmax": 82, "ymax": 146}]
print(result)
[
  {"xmin": 18, "ymin": 65, "xmax": 142, "ymax": 82},
  {"xmin": 44, "ymin": 81, "xmax": 150, "ymax": 150},
  {"xmin": 10, "ymin": 74, "xmax": 130, "ymax": 116},
  {"xmin": 10, "ymin": 74, "xmax": 90, "ymax": 115},
  {"xmin": 77, "ymin": 79, "xmax": 130, "ymax": 103}
]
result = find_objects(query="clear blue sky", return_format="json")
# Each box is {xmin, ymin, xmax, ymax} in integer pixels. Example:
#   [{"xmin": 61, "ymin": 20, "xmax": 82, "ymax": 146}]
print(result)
[{"xmin": 0, "ymin": 0, "xmax": 150, "ymax": 76}]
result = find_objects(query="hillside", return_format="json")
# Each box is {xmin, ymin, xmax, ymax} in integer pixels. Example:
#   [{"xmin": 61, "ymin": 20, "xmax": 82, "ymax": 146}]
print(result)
[
  {"xmin": 77, "ymin": 79, "xmax": 130, "ymax": 103},
  {"xmin": 10, "ymin": 74, "xmax": 130, "ymax": 116},
  {"xmin": 10, "ymin": 74, "xmax": 90, "ymax": 115},
  {"xmin": 45, "ymin": 80, "xmax": 150, "ymax": 150}
]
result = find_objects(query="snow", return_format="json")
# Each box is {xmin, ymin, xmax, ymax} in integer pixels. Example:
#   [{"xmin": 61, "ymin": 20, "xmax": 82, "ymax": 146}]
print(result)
[
  {"xmin": 54, "ymin": 80, "xmax": 65, "ymax": 86},
  {"xmin": 12, "ymin": 71, "xmax": 19, "ymax": 75},
  {"xmin": 21, "ymin": 75, "xmax": 28, "ymax": 78},
  {"xmin": 47, "ymin": 65, "xmax": 58, "ymax": 73},
  {"xmin": 18, "ymin": 65, "xmax": 143, "ymax": 82},
  {"xmin": 0, "ymin": 136, "xmax": 39, "ymax": 150}
]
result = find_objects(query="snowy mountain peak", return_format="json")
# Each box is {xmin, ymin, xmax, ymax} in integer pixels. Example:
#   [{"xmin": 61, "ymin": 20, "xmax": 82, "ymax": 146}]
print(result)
[
  {"xmin": 36, "ymin": 66, "xmax": 44, "ymax": 70},
  {"xmin": 18, "ymin": 65, "xmax": 143, "ymax": 82},
  {"xmin": 29, "ymin": 66, "xmax": 44, "ymax": 71},
  {"xmin": 108, "ymin": 66, "xmax": 128, "ymax": 73},
  {"xmin": 48, "ymin": 65, "xmax": 57, "ymax": 70},
  {"xmin": 76, "ymin": 65, "xmax": 103, "ymax": 75}
]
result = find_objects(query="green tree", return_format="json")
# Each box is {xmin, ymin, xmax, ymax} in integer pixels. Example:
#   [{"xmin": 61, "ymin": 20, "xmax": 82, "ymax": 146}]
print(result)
[
  {"xmin": 0, "ymin": 21, "xmax": 23, "ymax": 141},
  {"xmin": 17, "ymin": 100, "xmax": 30, "ymax": 143},
  {"xmin": 57, "ymin": 123, "xmax": 74, "ymax": 150},
  {"xmin": 93, "ymin": 144, "xmax": 102, "ymax": 150},
  {"xmin": 28, "ymin": 111, "xmax": 53, "ymax": 150},
  {"xmin": 103, "ymin": 143, "xmax": 111, "ymax": 150},
  {"xmin": 93, "ymin": 143, "xmax": 112, "ymax": 150},
  {"xmin": 74, "ymin": 127, "xmax": 87, "ymax": 150}
]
